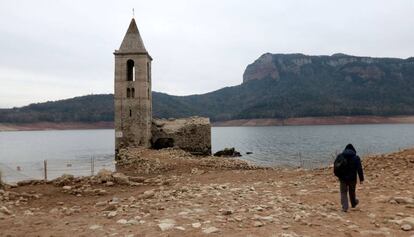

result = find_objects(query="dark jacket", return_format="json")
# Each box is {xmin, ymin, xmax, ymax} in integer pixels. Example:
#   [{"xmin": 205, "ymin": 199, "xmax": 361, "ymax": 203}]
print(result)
[{"xmin": 340, "ymin": 148, "xmax": 364, "ymax": 182}]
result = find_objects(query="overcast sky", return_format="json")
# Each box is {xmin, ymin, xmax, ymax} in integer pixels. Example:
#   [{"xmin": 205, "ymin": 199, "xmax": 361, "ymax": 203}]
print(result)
[{"xmin": 0, "ymin": 0, "xmax": 413, "ymax": 108}]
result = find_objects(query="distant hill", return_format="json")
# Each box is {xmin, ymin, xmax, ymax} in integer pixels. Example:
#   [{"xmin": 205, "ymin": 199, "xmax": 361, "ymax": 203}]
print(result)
[{"xmin": 1, "ymin": 53, "xmax": 414, "ymax": 123}]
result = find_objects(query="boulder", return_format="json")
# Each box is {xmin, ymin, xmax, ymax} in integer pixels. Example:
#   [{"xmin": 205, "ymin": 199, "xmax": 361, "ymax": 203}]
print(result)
[
  {"xmin": 53, "ymin": 174, "xmax": 74, "ymax": 186},
  {"xmin": 112, "ymin": 173, "xmax": 129, "ymax": 185},
  {"xmin": 96, "ymin": 169, "xmax": 113, "ymax": 183},
  {"xmin": 214, "ymin": 148, "xmax": 242, "ymax": 157}
]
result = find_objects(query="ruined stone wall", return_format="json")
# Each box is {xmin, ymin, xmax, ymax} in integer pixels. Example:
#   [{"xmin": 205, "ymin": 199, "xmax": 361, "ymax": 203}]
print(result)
[{"xmin": 151, "ymin": 117, "xmax": 211, "ymax": 155}]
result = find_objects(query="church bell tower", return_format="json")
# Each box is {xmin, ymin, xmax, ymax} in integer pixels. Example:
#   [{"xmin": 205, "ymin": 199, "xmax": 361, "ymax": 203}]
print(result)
[{"xmin": 114, "ymin": 18, "xmax": 152, "ymax": 157}]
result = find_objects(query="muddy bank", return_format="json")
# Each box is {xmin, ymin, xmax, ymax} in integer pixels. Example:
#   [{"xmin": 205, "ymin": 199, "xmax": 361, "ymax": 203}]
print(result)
[
  {"xmin": 2, "ymin": 115, "xmax": 414, "ymax": 132},
  {"xmin": 1, "ymin": 147, "xmax": 414, "ymax": 236},
  {"xmin": 0, "ymin": 121, "xmax": 114, "ymax": 132},
  {"xmin": 213, "ymin": 115, "xmax": 414, "ymax": 127}
]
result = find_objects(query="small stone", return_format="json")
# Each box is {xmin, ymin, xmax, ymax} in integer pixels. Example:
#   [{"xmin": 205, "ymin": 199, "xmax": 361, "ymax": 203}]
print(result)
[
  {"xmin": 116, "ymin": 219, "xmax": 128, "ymax": 224},
  {"xmin": 192, "ymin": 222, "xmax": 201, "ymax": 228},
  {"xmin": 259, "ymin": 215, "xmax": 274, "ymax": 222},
  {"xmin": 175, "ymin": 226, "xmax": 186, "ymax": 231},
  {"xmin": 23, "ymin": 210, "xmax": 34, "ymax": 216},
  {"xmin": 221, "ymin": 209, "xmax": 233, "ymax": 215},
  {"xmin": 129, "ymin": 176, "xmax": 145, "ymax": 183},
  {"xmin": 0, "ymin": 206, "xmax": 12, "ymax": 215},
  {"xmin": 158, "ymin": 222, "xmax": 175, "ymax": 231},
  {"xmin": 62, "ymin": 186, "xmax": 72, "ymax": 190},
  {"xmin": 158, "ymin": 219, "xmax": 175, "ymax": 231},
  {"xmin": 253, "ymin": 221, "xmax": 264, "ymax": 227},
  {"xmin": 107, "ymin": 211, "xmax": 117, "ymax": 218},
  {"xmin": 89, "ymin": 225, "xmax": 102, "ymax": 230},
  {"xmin": 402, "ymin": 224, "xmax": 412, "ymax": 231},
  {"xmin": 394, "ymin": 197, "xmax": 414, "ymax": 204},
  {"xmin": 202, "ymin": 227, "xmax": 220, "ymax": 234},
  {"xmin": 49, "ymin": 208, "xmax": 59, "ymax": 214},
  {"xmin": 103, "ymin": 204, "xmax": 117, "ymax": 211},
  {"xmin": 127, "ymin": 219, "xmax": 139, "ymax": 225},
  {"xmin": 140, "ymin": 190, "xmax": 155, "ymax": 199},
  {"xmin": 389, "ymin": 199, "xmax": 398, "ymax": 204},
  {"xmin": 95, "ymin": 201, "xmax": 107, "ymax": 207}
]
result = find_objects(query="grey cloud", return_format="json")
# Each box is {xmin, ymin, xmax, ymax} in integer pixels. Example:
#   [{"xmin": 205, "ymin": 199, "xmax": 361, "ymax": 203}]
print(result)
[{"xmin": 0, "ymin": 0, "xmax": 413, "ymax": 107}]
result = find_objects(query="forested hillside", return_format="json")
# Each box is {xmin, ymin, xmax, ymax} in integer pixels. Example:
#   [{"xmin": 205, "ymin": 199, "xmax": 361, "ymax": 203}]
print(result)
[{"xmin": 1, "ymin": 53, "xmax": 414, "ymax": 123}]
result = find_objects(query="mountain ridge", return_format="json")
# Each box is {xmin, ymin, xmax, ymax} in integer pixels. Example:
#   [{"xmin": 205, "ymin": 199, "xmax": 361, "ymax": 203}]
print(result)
[{"xmin": 1, "ymin": 53, "xmax": 414, "ymax": 123}]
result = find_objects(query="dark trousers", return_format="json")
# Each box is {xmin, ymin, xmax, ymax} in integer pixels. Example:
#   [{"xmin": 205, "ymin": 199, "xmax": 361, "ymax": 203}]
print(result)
[{"xmin": 340, "ymin": 179, "xmax": 357, "ymax": 210}]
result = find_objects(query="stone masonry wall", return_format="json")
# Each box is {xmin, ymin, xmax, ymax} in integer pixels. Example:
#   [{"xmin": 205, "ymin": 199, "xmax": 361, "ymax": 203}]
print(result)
[{"xmin": 151, "ymin": 117, "xmax": 211, "ymax": 155}]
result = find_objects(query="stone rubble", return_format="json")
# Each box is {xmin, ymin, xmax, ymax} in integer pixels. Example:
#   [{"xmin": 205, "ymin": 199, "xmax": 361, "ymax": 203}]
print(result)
[{"xmin": 1, "ymin": 148, "xmax": 414, "ymax": 236}]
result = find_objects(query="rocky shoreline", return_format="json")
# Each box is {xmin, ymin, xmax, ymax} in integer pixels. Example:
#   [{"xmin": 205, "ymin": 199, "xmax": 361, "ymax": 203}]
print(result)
[{"xmin": 1, "ymin": 147, "xmax": 414, "ymax": 236}]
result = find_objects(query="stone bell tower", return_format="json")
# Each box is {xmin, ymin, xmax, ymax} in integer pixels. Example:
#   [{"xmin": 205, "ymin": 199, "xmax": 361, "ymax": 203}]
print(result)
[{"xmin": 114, "ymin": 18, "xmax": 152, "ymax": 157}]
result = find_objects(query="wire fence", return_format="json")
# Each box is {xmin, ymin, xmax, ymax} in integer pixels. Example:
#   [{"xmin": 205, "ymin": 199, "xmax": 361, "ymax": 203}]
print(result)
[
  {"xmin": 0, "ymin": 154, "xmax": 115, "ymax": 184},
  {"xmin": 0, "ymin": 146, "xmax": 381, "ymax": 184},
  {"xmin": 295, "ymin": 151, "xmax": 338, "ymax": 169}
]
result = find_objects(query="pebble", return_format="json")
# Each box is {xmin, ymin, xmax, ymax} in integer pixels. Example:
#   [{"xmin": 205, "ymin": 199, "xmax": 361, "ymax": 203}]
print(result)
[
  {"xmin": 95, "ymin": 201, "xmax": 107, "ymax": 207},
  {"xmin": 127, "ymin": 219, "xmax": 139, "ymax": 225},
  {"xmin": 253, "ymin": 221, "xmax": 264, "ymax": 227},
  {"xmin": 158, "ymin": 219, "xmax": 176, "ymax": 231},
  {"xmin": 62, "ymin": 186, "xmax": 72, "ymax": 190},
  {"xmin": 140, "ymin": 190, "xmax": 155, "ymax": 199},
  {"xmin": 116, "ymin": 219, "xmax": 128, "ymax": 224},
  {"xmin": 393, "ymin": 197, "xmax": 414, "ymax": 204},
  {"xmin": 89, "ymin": 225, "xmax": 102, "ymax": 230},
  {"xmin": 192, "ymin": 222, "xmax": 201, "ymax": 228},
  {"xmin": 107, "ymin": 211, "xmax": 117, "ymax": 218},
  {"xmin": 0, "ymin": 206, "xmax": 12, "ymax": 215},
  {"xmin": 402, "ymin": 224, "xmax": 412, "ymax": 231},
  {"xmin": 23, "ymin": 210, "xmax": 34, "ymax": 216},
  {"xmin": 202, "ymin": 227, "xmax": 220, "ymax": 234}
]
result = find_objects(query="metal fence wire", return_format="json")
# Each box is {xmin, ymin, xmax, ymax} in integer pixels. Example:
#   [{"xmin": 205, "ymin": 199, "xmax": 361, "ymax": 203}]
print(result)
[{"xmin": 0, "ymin": 155, "xmax": 115, "ymax": 184}]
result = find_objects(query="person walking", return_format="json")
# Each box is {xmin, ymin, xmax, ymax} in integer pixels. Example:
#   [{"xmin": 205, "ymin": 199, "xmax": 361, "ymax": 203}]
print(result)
[{"xmin": 334, "ymin": 144, "xmax": 364, "ymax": 212}]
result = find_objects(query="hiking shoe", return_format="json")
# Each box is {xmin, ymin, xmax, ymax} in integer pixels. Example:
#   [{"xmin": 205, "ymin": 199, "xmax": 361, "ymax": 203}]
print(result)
[
  {"xmin": 342, "ymin": 208, "xmax": 348, "ymax": 212},
  {"xmin": 352, "ymin": 199, "xmax": 359, "ymax": 208}
]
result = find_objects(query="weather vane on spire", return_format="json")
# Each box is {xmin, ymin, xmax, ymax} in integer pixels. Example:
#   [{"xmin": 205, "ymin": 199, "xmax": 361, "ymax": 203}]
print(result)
[{"xmin": 132, "ymin": 8, "xmax": 135, "ymax": 18}]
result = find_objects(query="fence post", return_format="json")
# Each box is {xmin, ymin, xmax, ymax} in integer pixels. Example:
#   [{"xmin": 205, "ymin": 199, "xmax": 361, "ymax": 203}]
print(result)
[
  {"xmin": 91, "ymin": 156, "xmax": 95, "ymax": 176},
  {"xmin": 44, "ymin": 160, "xmax": 47, "ymax": 181}
]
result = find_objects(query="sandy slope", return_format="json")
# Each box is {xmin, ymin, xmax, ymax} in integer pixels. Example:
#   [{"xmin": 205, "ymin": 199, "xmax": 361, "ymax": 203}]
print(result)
[{"xmin": 0, "ymin": 148, "xmax": 414, "ymax": 236}]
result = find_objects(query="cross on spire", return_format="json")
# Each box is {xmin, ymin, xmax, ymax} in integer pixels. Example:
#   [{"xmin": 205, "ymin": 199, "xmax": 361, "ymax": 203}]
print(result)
[{"xmin": 132, "ymin": 8, "xmax": 135, "ymax": 18}]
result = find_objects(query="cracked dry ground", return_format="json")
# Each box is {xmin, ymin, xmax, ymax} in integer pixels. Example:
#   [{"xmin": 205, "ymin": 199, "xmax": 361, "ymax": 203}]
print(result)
[{"xmin": 1, "ymin": 148, "xmax": 414, "ymax": 237}]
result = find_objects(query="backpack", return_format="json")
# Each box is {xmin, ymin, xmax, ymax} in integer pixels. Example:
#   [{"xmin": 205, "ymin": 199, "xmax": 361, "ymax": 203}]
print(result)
[{"xmin": 334, "ymin": 153, "xmax": 348, "ymax": 178}]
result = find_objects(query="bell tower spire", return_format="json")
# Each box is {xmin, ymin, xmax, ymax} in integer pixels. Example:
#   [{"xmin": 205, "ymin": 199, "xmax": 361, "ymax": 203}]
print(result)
[{"xmin": 114, "ymin": 18, "xmax": 152, "ymax": 158}]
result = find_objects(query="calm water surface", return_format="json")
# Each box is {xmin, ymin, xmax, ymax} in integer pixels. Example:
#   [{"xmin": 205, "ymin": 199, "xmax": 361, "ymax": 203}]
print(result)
[{"xmin": 1, "ymin": 124, "xmax": 414, "ymax": 182}]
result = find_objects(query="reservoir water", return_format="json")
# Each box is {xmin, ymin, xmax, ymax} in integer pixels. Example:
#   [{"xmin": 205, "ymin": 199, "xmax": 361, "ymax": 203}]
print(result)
[{"xmin": 1, "ymin": 124, "xmax": 414, "ymax": 182}]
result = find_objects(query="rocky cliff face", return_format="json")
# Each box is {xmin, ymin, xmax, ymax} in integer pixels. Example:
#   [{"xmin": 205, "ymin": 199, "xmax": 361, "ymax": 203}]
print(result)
[{"xmin": 243, "ymin": 53, "xmax": 414, "ymax": 83}]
